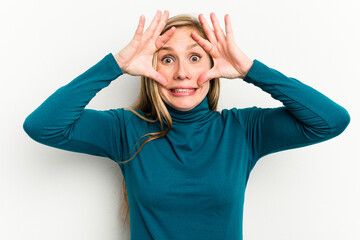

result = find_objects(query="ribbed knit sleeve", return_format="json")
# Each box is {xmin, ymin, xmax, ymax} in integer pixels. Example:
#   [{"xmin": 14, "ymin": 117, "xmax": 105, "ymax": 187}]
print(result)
[
  {"xmin": 236, "ymin": 59, "xmax": 350, "ymax": 165},
  {"xmin": 23, "ymin": 53, "xmax": 124, "ymax": 162}
]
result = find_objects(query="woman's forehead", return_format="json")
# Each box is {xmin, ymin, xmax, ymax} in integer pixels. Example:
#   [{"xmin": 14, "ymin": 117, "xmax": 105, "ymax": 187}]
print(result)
[{"xmin": 160, "ymin": 27, "xmax": 203, "ymax": 51}]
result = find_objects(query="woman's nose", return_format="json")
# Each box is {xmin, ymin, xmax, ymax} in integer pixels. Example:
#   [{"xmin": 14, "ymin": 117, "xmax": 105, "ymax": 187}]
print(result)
[{"xmin": 174, "ymin": 61, "xmax": 191, "ymax": 80}]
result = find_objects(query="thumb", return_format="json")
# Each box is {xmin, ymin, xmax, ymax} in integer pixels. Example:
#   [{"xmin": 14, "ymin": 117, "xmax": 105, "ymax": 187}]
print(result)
[
  {"xmin": 197, "ymin": 69, "xmax": 218, "ymax": 86},
  {"xmin": 148, "ymin": 70, "xmax": 168, "ymax": 87}
]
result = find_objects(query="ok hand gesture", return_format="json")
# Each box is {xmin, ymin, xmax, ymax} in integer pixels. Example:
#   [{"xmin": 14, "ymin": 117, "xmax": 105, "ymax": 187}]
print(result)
[
  {"xmin": 114, "ymin": 10, "xmax": 175, "ymax": 87},
  {"xmin": 191, "ymin": 13, "xmax": 254, "ymax": 85}
]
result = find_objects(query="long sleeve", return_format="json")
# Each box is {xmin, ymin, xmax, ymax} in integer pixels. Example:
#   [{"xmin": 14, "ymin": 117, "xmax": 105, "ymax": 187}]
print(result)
[
  {"xmin": 23, "ymin": 53, "xmax": 124, "ymax": 162},
  {"xmin": 236, "ymin": 59, "xmax": 350, "ymax": 165}
]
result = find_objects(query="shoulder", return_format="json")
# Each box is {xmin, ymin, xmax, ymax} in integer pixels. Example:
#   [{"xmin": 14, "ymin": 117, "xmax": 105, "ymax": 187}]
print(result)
[
  {"xmin": 221, "ymin": 106, "xmax": 275, "ymax": 127},
  {"xmin": 221, "ymin": 106, "xmax": 262, "ymax": 119},
  {"xmin": 108, "ymin": 108, "xmax": 148, "ymax": 124}
]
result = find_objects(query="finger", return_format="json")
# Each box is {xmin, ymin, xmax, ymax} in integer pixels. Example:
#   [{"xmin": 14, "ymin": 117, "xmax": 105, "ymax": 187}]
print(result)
[
  {"xmin": 155, "ymin": 26, "xmax": 176, "ymax": 49},
  {"xmin": 144, "ymin": 10, "xmax": 162, "ymax": 38},
  {"xmin": 153, "ymin": 10, "xmax": 169, "ymax": 38},
  {"xmin": 132, "ymin": 15, "xmax": 145, "ymax": 41},
  {"xmin": 198, "ymin": 69, "xmax": 219, "ymax": 86},
  {"xmin": 224, "ymin": 14, "xmax": 235, "ymax": 42},
  {"xmin": 198, "ymin": 13, "xmax": 217, "ymax": 43},
  {"xmin": 210, "ymin": 12, "xmax": 225, "ymax": 42},
  {"xmin": 190, "ymin": 31, "xmax": 213, "ymax": 53},
  {"xmin": 148, "ymin": 70, "xmax": 168, "ymax": 87}
]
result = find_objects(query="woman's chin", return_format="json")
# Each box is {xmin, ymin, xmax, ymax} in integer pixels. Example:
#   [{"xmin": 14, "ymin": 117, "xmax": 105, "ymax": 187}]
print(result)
[
  {"xmin": 166, "ymin": 99, "xmax": 198, "ymax": 111},
  {"xmin": 171, "ymin": 103, "xmax": 195, "ymax": 111}
]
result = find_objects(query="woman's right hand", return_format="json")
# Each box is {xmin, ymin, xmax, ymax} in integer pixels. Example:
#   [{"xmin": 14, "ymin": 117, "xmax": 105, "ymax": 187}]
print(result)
[{"xmin": 114, "ymin": 10, "xmax": 175, "ymax": 87}]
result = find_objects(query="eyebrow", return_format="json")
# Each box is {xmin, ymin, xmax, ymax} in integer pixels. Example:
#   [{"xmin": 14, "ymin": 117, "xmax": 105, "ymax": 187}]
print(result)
[{"xmin": 159, "ymin": 43, "xmax": 200, "ymax": 51}]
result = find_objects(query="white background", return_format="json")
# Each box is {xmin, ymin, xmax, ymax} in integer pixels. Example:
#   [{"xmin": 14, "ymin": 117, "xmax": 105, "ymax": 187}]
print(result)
[{"xmin": 1, "ymin": 0, "xmax": 359, "ymax": 239}]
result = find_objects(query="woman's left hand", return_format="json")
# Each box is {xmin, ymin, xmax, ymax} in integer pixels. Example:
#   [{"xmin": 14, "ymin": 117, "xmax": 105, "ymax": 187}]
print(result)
[{"xmin": 191, "ymin": 13, "xmax": 253, "ymax": 85}]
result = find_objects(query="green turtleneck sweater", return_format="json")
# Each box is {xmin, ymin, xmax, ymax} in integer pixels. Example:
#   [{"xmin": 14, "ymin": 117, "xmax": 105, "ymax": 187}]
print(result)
[{"xmin": 23, "ymin": 53, "xmax": 350, "ymax": 240}]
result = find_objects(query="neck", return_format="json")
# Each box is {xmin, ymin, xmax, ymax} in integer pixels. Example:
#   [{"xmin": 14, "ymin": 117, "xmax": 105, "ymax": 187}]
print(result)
[{"xmin": 163, "ymin": 96, "xmax": 215, "ymax": 125}]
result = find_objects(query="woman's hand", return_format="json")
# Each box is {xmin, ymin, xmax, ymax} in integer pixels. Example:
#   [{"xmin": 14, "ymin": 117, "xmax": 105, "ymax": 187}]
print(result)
[
  {"xmin": 191, "ymin": 13, "xmax": 253, "ymax": 85},
  {"xmin": 114, "ymin": 10, "xmax": 176, "ymax": 87}
]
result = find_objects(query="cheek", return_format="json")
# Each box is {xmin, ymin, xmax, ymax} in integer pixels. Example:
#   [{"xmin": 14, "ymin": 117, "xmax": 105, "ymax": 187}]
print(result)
[
  {"xmin": 197, "ymin": 58, "xmax": 212, "ymax": 76},
  {"xmin": 157, "ymin": 66, "xmax": 172, "ymax": 80},
  {"xmin": 158, "ymin": 85, "xmax": 169, "ymax": 99},
  {"xmin": 204, "ymin": 82, "xmax": 210, "ymax": 92},
  {"xmin": 156, "ymin": 66, "xmax": 164, "ymax": 75},
  {"xmin": 195, "ymin": 66, "xmax": 210, "ymax": 81}
]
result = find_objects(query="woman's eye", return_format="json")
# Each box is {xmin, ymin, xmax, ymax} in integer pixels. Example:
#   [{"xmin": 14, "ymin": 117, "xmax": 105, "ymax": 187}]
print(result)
[
  {"xmin": 190, "ymin": 55, "xmax": 201, "ymax": 62},
  {"xmin": 161, "ymin": 57, "xmax": 174, "ymax": 64}
]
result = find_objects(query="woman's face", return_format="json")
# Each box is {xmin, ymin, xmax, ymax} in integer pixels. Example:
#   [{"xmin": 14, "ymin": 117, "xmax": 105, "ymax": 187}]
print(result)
[{"xmin": 156, "ymin": 26, "xmax": 212, "ymax": 111}]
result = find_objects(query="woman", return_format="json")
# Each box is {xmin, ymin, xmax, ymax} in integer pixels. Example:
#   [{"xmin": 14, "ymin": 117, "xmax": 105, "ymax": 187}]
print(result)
[{"xmin": 23, "ymin": 10, "xmax": 350, "ymax": 240}]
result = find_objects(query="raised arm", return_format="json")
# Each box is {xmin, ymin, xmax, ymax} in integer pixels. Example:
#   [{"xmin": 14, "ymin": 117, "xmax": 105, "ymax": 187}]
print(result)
[
  {"xmin": 23, "ymin": 54, "xmax": 124, "ymax": 161},
  {"xmin": 192, "ymin": 12, "xmax": 350, "ymax": 163},
  {"xmin": 23, "ymin": 10, "xmax": 176, "ymax": 161},
  {"xmin": 237, "ymin": 60, "xmax": 350, "ymax": 161}
]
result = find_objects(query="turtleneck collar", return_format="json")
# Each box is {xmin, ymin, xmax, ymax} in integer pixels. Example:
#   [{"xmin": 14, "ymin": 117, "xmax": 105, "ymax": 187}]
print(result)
[{"xmin": 164, "ymin": 96, "xmax": 215, "ymax": 124}]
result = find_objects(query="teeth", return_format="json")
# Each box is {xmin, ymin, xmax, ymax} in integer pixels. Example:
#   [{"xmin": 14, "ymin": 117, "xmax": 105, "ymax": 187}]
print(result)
[{"xmin": 171, "ymin": 89, "xmax": 196, "ymax": 93}]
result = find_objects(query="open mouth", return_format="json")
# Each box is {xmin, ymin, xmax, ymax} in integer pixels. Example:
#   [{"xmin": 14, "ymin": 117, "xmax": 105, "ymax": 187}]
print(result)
[
  {"xmin": 168, "ymin": 88, "xmax": 198, "ymax": 96},
  {"xmin": 170, "ymin": 88, "xmax": 196, "ymax": 93}
]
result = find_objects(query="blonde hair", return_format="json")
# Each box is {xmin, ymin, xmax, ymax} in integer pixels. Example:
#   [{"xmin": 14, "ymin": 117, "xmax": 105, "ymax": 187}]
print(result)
[{"xmin": 119, "ymin": 13, "xmax": 221, "ymax": 229}]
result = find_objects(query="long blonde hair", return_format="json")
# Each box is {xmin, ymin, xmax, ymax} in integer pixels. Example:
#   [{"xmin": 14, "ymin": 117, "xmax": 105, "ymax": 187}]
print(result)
[{"xmin": 119, "ymin": 13, "xmax": 221, "ymax": 229}]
